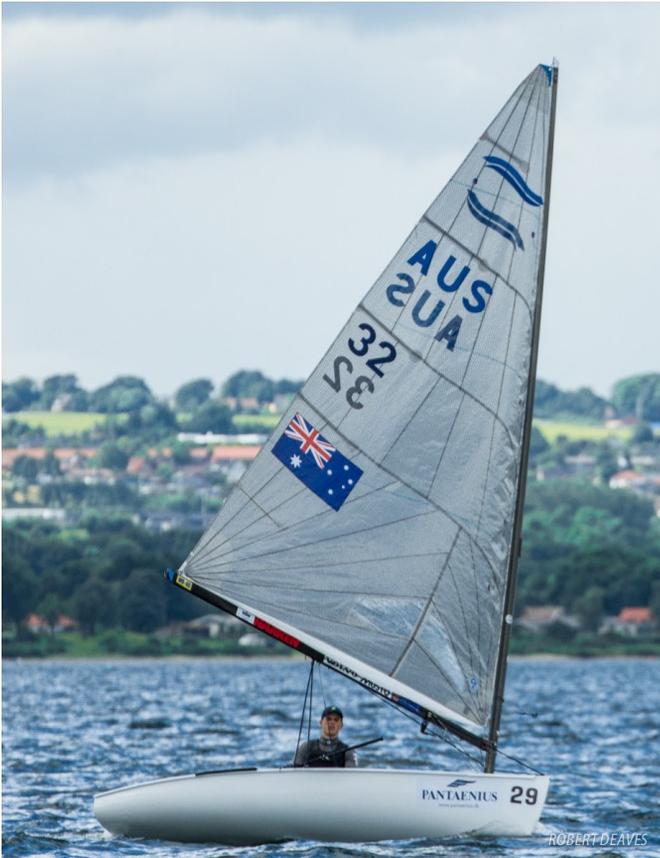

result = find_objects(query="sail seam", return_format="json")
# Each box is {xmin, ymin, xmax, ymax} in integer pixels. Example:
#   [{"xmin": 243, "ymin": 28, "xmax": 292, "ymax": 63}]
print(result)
[
  {"xmin": 182, "ymin": 484, "xmax": 270, "ymax": 569},
  {"xmin": 420, "ymin": 214, "xmax": 533, "ymax": 317},
  {"xmin": 188, "ymin": 479, "xmax": 401, "ymax": 570},
  {"xmin": 444, "ymin": 562, "xmax": 483, "ymax": 712},
  {"xmin": 196, "ymin": 549, "xmax": 449, "ymax": 577},
  {"xmin": 413, "ymin": 616, "xmax": 481, "ymax": 719},
  {"xmin": 190, "ymin": 506, "xmax": 439, "ymax": 571},
  {"xmin": 468, "ymin": 538, "xmax": 486, "ymax": 712},
  {"xmin": 297, "ymin": 391, "xmax": 502, "ymax": 588},
  {"xmin": 356, "ymin": 302, "xmax": 518, "ymax": 452},
  {"xmin": 391, "ymin": 530, "xmax": 460, "ymax": 674},
  {"xmin": 211, "ymin": 581, "xmax": 440, "ymax": 598},
  {"xmin": 397, "ymin": 623, "xmax": 479, "ymax": 720}
]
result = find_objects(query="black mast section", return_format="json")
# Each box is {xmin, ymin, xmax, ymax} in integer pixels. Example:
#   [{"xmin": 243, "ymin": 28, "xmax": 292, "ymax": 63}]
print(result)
[{"xmin": 485, "ymin": 64, "xmax": 559, "ymax": 774}]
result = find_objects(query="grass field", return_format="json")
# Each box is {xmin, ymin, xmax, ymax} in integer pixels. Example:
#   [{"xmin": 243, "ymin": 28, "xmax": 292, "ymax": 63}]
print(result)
[
  {"xmin": 233, "ymin": 413, "xmax": 280, "ymax": 429},
  {"xmin": 4, "ymin": 411, "xmax": 116, "ymax": 436},
  {"xmin": 533, "ymin": 418, "xmax": 633, "ymax": 443}
]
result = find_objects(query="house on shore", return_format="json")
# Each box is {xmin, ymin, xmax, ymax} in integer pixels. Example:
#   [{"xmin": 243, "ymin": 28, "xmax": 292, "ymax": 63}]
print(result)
[
  {"xmin": 517, "ymin": 605, "xmax": 581, "ymax": 634},
  {"xmin": 600, "ymin": 607, "xmax": 654, "ymax": 637}
]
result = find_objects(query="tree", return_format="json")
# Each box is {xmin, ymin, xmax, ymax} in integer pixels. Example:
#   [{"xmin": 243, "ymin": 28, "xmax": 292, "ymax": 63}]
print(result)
[
  {"xmin": 611, "ymin": 374, "xmax": 660, "ymax": 422},
  {"xmin": 565, "ymin": 506, "xmax": 622, "ymax": 549},
  {"xmin": 274, "ymin": 378, "xmax": 303, "ymax": 396},
  {"xmin": 137, "ymin": 402, "xmax": 178, "ymax": 432},
  {"xmin": 183, "ymin": 399, "xmax": 233, "ymax": 433},
  {"xmin": 171, "ymin": 441, "xmax": 192, "ymax": 465},
  {"xmin": 524, "ymin": 480, "xmax": 654, "ymax": 534},
  {"xmin": 650, "ymin": 581, "xmax": 660, "ymax": 629},
  {"xmin": 545, "ymin": 620, "xmax": 576, "ymax": 642},
  {"xmin": 120, "ymin": 568, "xmax": 166, "ymax": 632},
  {"xmin": 39, "ymin": 374, "xmax": 82, "ymax": 410},
  {"xmin": 3, "ymin": 419, "xmax": 33, "ymax": 446},
  {"xmin": 90, "ymin": 376, "xmax": 154, "ymax": 413},
  {"xmin": 175, "ymin": 379, "xmax": 214, "ymax": 412},
  {"xmin": 595, "ymin": 444, "xmax": 618, "ymax": 482},
  {"xmin": 574, "ymin": 586, "xmax": 606, "ymax": 632},
  {"xmin": 221, "ymin": 370, "xmax": 274, "ymax": 404},
  {"xmin": 96, "ymin": 442, "xmax": 129, "ymax": 471},
  {"xmin": 533, "ymin": 379, "xmax": 608, "ymax": 419},
  {"xmin": 1, "ymin": 554, "xmax": 37, "ymax": 633},
  {"xmin": 530, "ymin": 425, "xmax": 550, "ymax": 456},
  {"xmin": 101, "ymin": 536, "xmax": 149, "ymax": 580},
  {"xmin": 73, "ymin": 578, "xmax": 117, "ymax": 635},
  {"xmin": 65, "ymin": 389, "xmax": 90, "ymax": 411},
  {"xmin": 2, "ymin": 377, "xmax": 40, "ymax": 412},
  {"xmin": 38, "ymin": 593, "xmax": 63, "ymax": 634},
  {"xmin": 11, "ymin": 455, "xmax": 38, "ymax": 481},
  {"xmin": 533, "ymin": 380, "xmax": 561, "ymax": 417},
  {"xmin": 42, "ymin": 451, "xmax": 62, "ymax": 476},
  {"xmin": 559, "ymin": 387, "xmax": 608, "ymax": 420},
  {"xmin": 632, "ymin": 423, "xmax": 654, "ymax": 444}
]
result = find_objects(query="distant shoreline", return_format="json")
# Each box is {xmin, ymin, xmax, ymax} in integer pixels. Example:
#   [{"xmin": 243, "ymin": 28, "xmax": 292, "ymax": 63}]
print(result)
[
  {"xmin": 4, "ymin": 628, "xmax": 660, "ymax": 661},
  {"xmin": 3, "ymin": 652, "xmax": 659, "ymax": 663}
]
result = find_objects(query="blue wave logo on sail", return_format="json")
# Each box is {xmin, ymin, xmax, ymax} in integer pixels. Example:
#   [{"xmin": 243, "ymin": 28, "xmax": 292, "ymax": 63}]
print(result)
[
  {"xmin": 483, "ymin": 156, "xmax": 543, "ymax": 207},
  {"xmin": 467, "ymin": 190, "xmax": 525, "ymax": 250},
  {"xmin": 447, "ymin": 778, "xmax": 476, "ymax": 788},
  {"xmin": 271, "ymin": 413, "xmax": 363, "ymax": 511}
]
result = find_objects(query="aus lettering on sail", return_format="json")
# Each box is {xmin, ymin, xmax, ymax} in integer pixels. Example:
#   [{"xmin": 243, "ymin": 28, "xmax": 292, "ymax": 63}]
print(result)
[
  {"xmin": 386, "ymin": 241, "xmax": 493, "ymax": 353},
  {"xmin": 386, "ymin": 154, "xmax": 545, "ymax": 354}
]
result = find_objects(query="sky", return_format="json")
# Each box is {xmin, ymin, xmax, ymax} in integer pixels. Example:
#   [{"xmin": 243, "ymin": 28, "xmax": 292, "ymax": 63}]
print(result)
[{"xmin": 3, "ymin": 1, "xmax": 660, "ymax": 399}]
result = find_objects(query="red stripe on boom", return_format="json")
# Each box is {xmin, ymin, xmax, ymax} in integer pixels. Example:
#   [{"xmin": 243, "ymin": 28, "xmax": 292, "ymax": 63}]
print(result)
[{"xmin": 254, "ymin": 617, "xmax": 300, "ymax": 649}]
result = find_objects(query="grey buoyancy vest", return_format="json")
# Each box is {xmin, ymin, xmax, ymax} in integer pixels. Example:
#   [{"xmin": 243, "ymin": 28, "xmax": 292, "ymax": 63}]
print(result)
[{"xmin": 305, "ymin": 738, "xmax": 349, "ymax": 767}]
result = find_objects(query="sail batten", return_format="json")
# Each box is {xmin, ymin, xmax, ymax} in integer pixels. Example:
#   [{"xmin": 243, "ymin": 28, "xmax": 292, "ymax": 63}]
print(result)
[{"xmin": 179, "ymin": 64, "xmax": 555, "ymax": 732}]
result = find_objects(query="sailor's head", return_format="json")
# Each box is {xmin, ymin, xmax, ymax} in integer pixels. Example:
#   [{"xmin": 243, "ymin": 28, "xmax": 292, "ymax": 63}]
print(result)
[{"xmin": 320, "ymin": 705, "xmax": 343, "ymax": 739}]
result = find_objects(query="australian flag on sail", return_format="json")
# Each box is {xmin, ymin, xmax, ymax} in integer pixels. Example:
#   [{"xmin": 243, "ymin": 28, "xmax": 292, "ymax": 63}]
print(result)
[{"xmin": 271, "ymin": 412, "xmax": 363, "ymax": 511}]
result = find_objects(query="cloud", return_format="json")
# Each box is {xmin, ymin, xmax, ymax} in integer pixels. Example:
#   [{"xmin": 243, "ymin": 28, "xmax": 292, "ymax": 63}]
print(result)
[
  {"xmin": 3, "ymin": 137, "xmax": 457, "ymax": 393},
  {"xmin": 10, "ymin": 3, "xmax": 646, "ymax": 183},
  {"xmin": 3, "ymin": 3, "xmax": 660, "ymax": 396}
]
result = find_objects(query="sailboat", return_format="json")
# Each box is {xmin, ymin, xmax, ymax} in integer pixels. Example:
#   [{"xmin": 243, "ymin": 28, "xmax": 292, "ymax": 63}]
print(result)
[{"xmin": 95, "ymin": 61, "xmax": 558, "ymax": 845}]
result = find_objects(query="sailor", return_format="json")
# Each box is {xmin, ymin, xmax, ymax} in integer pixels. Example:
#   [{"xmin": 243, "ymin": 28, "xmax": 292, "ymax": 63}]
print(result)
[{"xmin": 294, "ymin": 705, "xmax": 357, "ymax": 768}]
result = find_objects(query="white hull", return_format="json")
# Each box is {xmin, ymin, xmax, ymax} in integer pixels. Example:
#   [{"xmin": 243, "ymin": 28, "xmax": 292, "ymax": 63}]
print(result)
[{"xmin": 94, "ymin": 767, "xmax": 549, "ymax": 845}]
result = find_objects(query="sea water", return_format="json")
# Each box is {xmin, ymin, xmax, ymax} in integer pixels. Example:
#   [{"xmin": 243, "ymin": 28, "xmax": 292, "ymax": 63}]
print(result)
[{"xmin": 3, "ymin": 657, "xmax": 659, "ymax": 857}]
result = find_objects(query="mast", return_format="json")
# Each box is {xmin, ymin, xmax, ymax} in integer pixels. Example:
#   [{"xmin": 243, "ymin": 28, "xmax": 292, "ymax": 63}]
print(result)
[{"xmin": 484, "ymin": 63, "xmax": 559, "ymax": 774}]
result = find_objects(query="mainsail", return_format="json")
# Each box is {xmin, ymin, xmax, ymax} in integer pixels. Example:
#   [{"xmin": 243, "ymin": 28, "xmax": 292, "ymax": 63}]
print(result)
[{"xmin": 174, "ymin": 64, "xmax": 557, "ymax": 742}]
